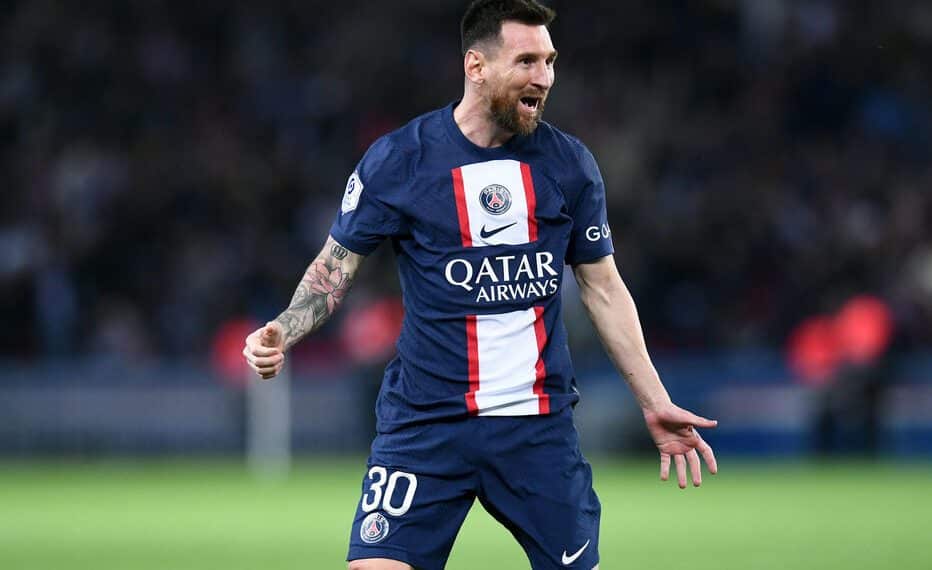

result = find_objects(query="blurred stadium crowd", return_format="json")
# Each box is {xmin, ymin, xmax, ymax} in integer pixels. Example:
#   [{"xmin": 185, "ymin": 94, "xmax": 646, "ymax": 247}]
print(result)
[{"xmin": 2, "ymin": 0, "xmax": 931, "ymax": 365}]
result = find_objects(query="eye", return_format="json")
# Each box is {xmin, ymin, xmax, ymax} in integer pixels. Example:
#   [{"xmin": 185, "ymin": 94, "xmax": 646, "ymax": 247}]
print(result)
[{"xmin": 520, "ymin": 57, "xmax": 534, "ymax": 66}]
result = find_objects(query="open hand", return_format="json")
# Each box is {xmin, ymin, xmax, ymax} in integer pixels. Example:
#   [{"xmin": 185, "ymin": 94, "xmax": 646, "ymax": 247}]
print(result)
[
  {"xmin": 643, "ymin": 403, "xmax": 718, "ymax": 488},
  {"xmin": 242, "ymin": 322, "xmax": 285, "ymax": 380}
]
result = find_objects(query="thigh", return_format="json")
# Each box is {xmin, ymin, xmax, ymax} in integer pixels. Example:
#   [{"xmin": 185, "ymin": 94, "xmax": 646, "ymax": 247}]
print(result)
[
  {"xmin": 476, "ymin": 410, "xmax": 601, "ymax": 569},
  {"xmin": 348, "ymin": 559, "xmax": 413, "ymax": 570},
  {"xmin": 347, "ymin": 423, "xmax": 477, "ymax": 570}
]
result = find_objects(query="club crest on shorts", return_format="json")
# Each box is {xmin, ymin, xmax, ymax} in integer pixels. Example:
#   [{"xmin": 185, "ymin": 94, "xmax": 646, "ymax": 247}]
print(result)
[
  {"xmin": 479, "ymin": 184, "xmax": 512, "ymax": 215},
  {"xmin": 360, "ymin": 512, "xmax": 390, "ymax": 544}
]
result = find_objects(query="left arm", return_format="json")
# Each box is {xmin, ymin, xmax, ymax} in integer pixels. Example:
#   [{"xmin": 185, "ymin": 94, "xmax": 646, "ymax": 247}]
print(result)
[{"xmin": 574, "ymin": 256, "xmax": 718, "ymax": 488}]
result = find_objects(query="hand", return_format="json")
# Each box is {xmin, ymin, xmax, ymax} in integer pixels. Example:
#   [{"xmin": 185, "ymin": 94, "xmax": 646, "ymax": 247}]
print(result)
[
  {"xmin": 643, "ymin": 403, "xmax": 718, "ymax": 489},
  {"xmin": 242, "ymin": 322, "xmax": 285, "ymax": 380}
]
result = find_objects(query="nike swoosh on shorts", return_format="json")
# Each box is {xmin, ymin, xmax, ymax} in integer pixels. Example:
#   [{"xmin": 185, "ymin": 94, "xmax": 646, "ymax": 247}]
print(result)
[{"xmin": 561, "ymin": 539, "xmax": 591, "ymax": 565}]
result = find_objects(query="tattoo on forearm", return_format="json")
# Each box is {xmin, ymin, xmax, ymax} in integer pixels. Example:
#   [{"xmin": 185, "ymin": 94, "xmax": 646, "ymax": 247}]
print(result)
[
  {"xmin": 273, "ymin": 244, "xmax": 355, "ymax": 349},
  {"xmin": 331, "ymin": 243, "xmax": 348, "ymax": 260}
]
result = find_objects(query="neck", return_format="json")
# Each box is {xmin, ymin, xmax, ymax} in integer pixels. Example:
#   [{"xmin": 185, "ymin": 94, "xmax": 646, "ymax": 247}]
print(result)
[{"xmin": 453, "ymin": 90, "xmax": 515, "ymax": 148}]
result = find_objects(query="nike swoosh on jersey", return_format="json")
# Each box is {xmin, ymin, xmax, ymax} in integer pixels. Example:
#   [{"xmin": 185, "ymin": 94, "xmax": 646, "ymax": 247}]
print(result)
[
  {"xmin": 479, "ymin": 222, "xmax": 517, "ymax": 239},
  {"xmin": 561, "ymin": 539, "xmax": 591, "ymax": 565}
]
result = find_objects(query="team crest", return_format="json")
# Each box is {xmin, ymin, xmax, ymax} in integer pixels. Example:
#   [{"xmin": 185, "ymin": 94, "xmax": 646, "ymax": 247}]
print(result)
[
  {"xmin": 360, "ymin": 512, "xmax": 390, "ymax": 544},
  {"xmin": 479, "ymin": 184, "xmax": 512, "ymax": 215}
]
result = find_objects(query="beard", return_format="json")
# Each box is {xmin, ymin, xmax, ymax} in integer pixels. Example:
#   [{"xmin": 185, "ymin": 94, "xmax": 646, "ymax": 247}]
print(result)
[{"xmin": 488, "ymin": 85, "xmax": 547, "ymax": 137}]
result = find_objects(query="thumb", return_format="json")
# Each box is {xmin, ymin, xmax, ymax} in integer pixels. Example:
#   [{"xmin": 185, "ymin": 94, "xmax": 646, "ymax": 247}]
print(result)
[
  {"xmin": 260, "ymin": 322, "xmax": 283, "ymax": 348},
  {"xmin": 681, "ymin": 410, "xmax": 718, "ymax": 429}
]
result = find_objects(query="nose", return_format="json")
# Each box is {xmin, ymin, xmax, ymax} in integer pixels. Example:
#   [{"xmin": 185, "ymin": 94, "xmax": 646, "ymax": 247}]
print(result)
[{"xmin": 530, "ymin": 60, "xmax": 553, "ymax": 91}]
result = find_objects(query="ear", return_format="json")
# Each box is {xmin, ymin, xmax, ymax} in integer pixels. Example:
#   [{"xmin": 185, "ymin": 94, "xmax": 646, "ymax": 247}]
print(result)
[{"xmin": 464, "ymin": 49, "xmax": 486, "ymax": 85}]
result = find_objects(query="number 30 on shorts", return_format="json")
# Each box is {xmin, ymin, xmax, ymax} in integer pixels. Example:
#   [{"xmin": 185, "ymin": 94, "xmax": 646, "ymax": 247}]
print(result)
[{"xmin": 360, "ymin": 466, "xmax": 419, "ymax": 517}]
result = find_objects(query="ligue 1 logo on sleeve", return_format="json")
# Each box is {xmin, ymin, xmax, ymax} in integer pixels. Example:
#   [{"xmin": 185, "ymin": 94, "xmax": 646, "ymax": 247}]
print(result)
[
  {"xmin": 360, "ymin": 512, "xmax": 390, "ymax": 544},
  {"xmin": 479, "ymin": 184, "xmax": 512, "ymax": 215},
  {"xmin": 342, "ymin": 170, "xmax": 364, "ymax": 214}
]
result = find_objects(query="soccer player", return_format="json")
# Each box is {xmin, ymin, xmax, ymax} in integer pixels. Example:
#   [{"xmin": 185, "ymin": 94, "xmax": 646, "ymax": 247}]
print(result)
[{"xmin": 243, "ymin": 1, "xmax": 718, "ymax": 568}]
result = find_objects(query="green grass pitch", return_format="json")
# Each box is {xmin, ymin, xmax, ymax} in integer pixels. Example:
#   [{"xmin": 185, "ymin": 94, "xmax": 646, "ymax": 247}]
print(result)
[{"xmin": 1, "ymin": 458, "xmax": 930, "ymax": 569}]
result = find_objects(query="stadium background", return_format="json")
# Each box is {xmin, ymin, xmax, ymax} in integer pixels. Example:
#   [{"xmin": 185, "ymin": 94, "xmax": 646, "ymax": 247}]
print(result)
[{"xmin": 1, "ymin": 1, "xmax": 930, "ymax": 568}]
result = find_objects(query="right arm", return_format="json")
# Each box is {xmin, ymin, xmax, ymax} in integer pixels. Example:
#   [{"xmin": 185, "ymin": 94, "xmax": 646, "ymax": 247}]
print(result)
[
  {"xmin": 242, "ymin": 235, "xmax": 364, "ymax": 379},
  {"xmin": 274, "ymin": 236, "xmax": 364, "ymax": 350}
]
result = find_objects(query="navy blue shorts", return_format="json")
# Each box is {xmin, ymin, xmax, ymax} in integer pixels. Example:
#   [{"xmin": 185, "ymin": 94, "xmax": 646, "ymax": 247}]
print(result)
[{"xmin": 346, "ymin": 408, "xmax": 601, "ymax": 569}]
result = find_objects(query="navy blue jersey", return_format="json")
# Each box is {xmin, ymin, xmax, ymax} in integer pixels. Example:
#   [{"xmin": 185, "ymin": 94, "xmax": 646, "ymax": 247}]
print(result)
[{"xmin": 330, "ymin": 102, "xmax": 613, "ymax": 432}]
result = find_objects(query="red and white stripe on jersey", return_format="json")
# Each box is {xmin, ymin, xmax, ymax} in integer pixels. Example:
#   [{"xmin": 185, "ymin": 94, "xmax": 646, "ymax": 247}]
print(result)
[
  {"xmin": 451, "ymin": 159, "xmax": 538, "ymax": 247},
  {"xmin": 452, "ymin": 159, "xmax": 550, "ymax": 416},
  {"xmin": 464, "ymin": 307, "xmax": 550, "ymax": 416}
]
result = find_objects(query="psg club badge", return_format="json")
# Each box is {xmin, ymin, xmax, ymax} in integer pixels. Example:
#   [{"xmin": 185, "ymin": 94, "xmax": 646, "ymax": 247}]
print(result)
[
  {"xmin": 360, "ymin": 512, "xmax": 390, "ymax": 544},
  {"xmin": 479, "ymin": 184, "xmax": 512, "ymax": 215}
]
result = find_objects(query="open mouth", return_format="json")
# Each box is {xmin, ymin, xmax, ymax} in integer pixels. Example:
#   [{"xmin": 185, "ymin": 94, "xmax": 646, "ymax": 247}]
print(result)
[{"xmin": 519, "ymin": 96, "xmax": 541, "ymax": 112}]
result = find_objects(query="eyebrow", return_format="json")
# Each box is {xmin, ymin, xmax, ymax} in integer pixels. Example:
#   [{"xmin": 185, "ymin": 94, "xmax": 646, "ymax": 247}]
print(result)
[{"xmin": 515, "ymin": 50, "xmax": 559, "ymax": 61}]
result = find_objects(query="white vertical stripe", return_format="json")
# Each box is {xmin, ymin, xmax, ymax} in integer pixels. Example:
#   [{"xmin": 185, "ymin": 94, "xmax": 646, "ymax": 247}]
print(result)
[
  {"xmin": 473, "ymin": 308, "xmax": 541, "ymax": 416},
  {"xmin": 460, "ymin": 160, "xmax": 530, "ymax": 247}
]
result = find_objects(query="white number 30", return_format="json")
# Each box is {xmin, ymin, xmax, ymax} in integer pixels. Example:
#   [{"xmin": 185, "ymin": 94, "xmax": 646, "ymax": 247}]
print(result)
[{"xmin": 360, "ymin": 466, "xmax": 418, "ymax": 517}]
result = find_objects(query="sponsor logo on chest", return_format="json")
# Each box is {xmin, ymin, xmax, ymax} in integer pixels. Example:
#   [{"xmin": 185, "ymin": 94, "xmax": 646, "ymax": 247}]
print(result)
[{"xmin": 445, "ymin": 252, "xmax": 559, "ymax": 303}]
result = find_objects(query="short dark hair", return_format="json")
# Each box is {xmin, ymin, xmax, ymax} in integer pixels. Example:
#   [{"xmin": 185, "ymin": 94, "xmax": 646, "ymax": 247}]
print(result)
[{"xmin": 460, "ymin": 0, "xmax": 556, "ymax": 56}]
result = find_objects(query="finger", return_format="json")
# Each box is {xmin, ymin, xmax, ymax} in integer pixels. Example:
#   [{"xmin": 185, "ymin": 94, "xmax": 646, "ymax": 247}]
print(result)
[
  {"xmin": 674, "ymin": 454, "xmax": 687, "ymax": 489},
  {"xmin": 687, "ymin": 448, "xmax": 702, "ymax": 487},
  {"xmin": 659, "ymin": 453, "xmax": 671, "ymax": 481},
  {"xmin": 242, "ymin": 348, "xmax": 266, "ymax": 371},
  {"xmin": 696, "ymin": 434, "xmax": 718, "ymax": 475},
  {"xmin": 258, "ymin": 364, "xmax": 282, "ymax": 379},
  {"xmin": 260, "ymin": 323, "xmax": 283, "ymax": 348},
  {"xmin": 247, "ymin": 345, "xmax": 281, "ymax": 357},
  {"xmin": 677, "ymin": 425, "xmax": 697, "ymax": 438},
  {"xmin": 252, "ymin": 354, "xmax": 284, "ymax": 369},
  {"xmin": 256, "ymin": 361, "xmax": 282, "ymax": 374}
]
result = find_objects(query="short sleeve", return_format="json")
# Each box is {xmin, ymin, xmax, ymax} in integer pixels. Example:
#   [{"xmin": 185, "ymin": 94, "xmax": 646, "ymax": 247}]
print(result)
[
  {"xmin": 565, "ymin": 144, "xmax": 614, "ymax": 265},
  {"xmin": 329, "ymin": 137, "xmax": 407, "ymax": 256}
]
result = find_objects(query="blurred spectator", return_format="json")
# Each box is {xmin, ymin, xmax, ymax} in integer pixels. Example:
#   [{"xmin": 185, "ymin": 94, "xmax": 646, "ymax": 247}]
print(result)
[{"xmin": 788, "ymin": 295, "xmax": 895, "ymax": 454}]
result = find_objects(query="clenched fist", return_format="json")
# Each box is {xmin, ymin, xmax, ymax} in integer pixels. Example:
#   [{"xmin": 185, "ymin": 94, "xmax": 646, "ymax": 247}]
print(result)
[{"xmin": 242, "ymin": 322, "xmax": 286, "ymax": 380}]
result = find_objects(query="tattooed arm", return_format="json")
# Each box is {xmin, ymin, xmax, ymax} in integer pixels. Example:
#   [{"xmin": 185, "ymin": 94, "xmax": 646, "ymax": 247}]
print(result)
[
  {"xmin": 242, "ymin": 235, "xmax": 364, "ymax": 379},
  {"xmin": 274, "ymin": 236, "xmax": 362, "ymax": 350}
]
